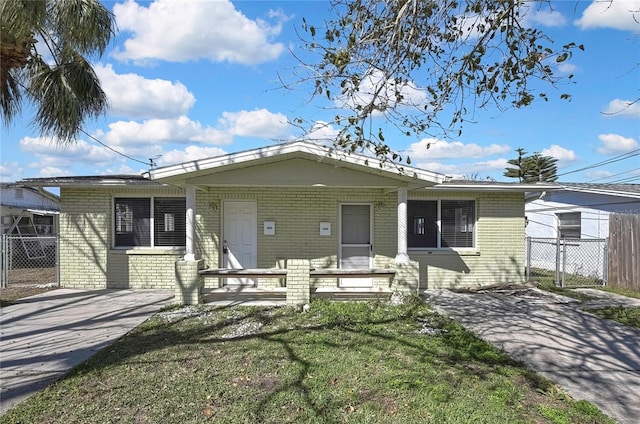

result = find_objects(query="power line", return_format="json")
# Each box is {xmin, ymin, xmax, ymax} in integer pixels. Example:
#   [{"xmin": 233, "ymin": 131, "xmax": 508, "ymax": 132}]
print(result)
[
  {"xmin": 15, "ymin": 79, "xmax": 152, "ymax": 168},
  {"xmin": 557, "ymin": 148, "xmax": 640, "ymax": 178},
  {"xmin": 587, "ymin": 167, "xmax": 640, "ymax": 183},
  {"xmin": 79, "ymin": 127, "xmax": 151, "ymax": 167},
  {"xmin": 606, "ymin": 174, "xmax": 640, "ymax": 184}
]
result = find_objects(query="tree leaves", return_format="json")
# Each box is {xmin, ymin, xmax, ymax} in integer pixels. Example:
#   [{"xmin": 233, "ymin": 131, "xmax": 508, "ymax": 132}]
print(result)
[
  {"xmin": 295, "ymin": 0, "xmax": 582, "ymax": 164},
  {"xmin": 0, "ymin": 0, "xmax": 114, "ymax": 143},
  {"xmin": 504, "ymin": 148, "xmax": 559, "ymax": 183}
]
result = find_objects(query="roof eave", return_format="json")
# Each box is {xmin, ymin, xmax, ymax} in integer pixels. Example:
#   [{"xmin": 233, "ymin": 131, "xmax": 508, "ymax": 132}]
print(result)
[
  {"xmin": 428, "ymin": 182, "xmax": 562, "ymax": 192},
  {"xmin": 148, "ymin": 141, "xmax": 446, "ymax": 185}
]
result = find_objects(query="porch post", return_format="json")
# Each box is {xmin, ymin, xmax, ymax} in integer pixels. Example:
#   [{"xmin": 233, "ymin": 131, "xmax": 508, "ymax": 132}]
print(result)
[
  {"xmin": 184, "ymin": 184, "xmax": 196, "ymax": 261},
  {"xmin": 395, "ymin": 187, "xmax": 410, "ymax": 263}
]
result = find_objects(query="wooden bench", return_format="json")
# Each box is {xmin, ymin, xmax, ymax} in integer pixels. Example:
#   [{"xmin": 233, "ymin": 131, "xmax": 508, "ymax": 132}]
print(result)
[
  {"xmin": 199, "ymin": 268, "xmax": 286, "ymax": 278},
  {"xmin": 310, "ymin": 268, "xmax": 396, "ymax": 278},
  {"xmin": 199, "ymin": 268, "xmax": 396, "ymax": 279}
]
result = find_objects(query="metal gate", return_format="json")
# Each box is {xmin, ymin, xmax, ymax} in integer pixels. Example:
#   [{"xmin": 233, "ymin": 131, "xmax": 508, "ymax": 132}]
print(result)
[
  {"xmin": 1, "ymin": 234, "xmax": 59, "ymax": 288},
  {"xmin": 526, "ymin": 237, "xmax": 608, "ymax": 288}
]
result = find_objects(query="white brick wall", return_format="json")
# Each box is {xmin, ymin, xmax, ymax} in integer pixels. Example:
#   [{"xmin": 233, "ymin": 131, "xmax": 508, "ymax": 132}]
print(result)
[
  {"xmin": 60, "ymin": 186, "xmax": 526, "ymax": 291},
  {"xmin": 409, "ymin": 191, "xmax": 526, "ymax": 289},
  {"xmin": 60, "ymin": 187, "xmax": 184, "ymax": 289},
  {"xmin": 197, "ymin": 187, "xmax": 397, "ymax": 289}
]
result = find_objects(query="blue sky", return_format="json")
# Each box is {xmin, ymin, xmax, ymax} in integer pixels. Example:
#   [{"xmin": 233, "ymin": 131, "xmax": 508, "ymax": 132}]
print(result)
[{"xmin": 1, "ymin": 0, "xmax": 639, "ymax": 184}]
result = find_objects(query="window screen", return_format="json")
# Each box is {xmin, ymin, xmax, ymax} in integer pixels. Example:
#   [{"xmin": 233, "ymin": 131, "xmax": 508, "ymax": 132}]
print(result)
[
  {"xmin": 114, "ymin": 198, "xmax": 150, "ymax": 247},
  {"xmin": 557, "ymin": 212, "xmax": 581, "ymax": 239},
  {"xmin": 441, "ymin": 200, "xmax": 475, "ymax": 248},
  {"xmin": 407, "ymin": 199, "xmax": 475, "ymax": 248},
  {"xmin": 408, "ymin": 200, "xmax": 438, "ymax": 248},
  {"xmin": 154, "ymin": 198, "xmax": 186, "ymax": 246}
]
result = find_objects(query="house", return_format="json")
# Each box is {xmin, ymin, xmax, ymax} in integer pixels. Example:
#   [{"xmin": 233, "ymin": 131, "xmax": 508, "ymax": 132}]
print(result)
[
  {"xmin": 525, "ymin": 183, "xmax": 640, "ymax": 240},
  {"xmin": 1, "ymin": 183, "xmax": 60, "ymax": 236},
  {"xmin": 20, "ymin": 141, "xmax": 555, "ymax": 305},
  {"xmin": 1, "ymin": 183, "xmax": 60, "ymax": 262}
]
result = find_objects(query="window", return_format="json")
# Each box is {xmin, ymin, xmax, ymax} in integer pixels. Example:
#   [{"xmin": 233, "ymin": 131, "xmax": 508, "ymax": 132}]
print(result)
[
  {"xmin": 114, "ymin": 197, "xmax": 185, "ymax": 247},
  {"xmin": 154, "ymin": 198, "xmax": 186, "ymax": 246},
  {"xmin": 33, "ymin": 215, "xmax": 54, "ymax": 235},
  {"xmin": 408, "ymin": 200, "xmax": 475, "ymax": 248},
  {"xmin": 557, "ymin": 212, "xmax": 581, "ymax": 239}
]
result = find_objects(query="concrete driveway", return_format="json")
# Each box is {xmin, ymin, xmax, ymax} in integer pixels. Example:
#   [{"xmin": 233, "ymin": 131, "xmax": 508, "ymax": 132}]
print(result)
[
  {"xmin": 426, "ymin": 288, "xmax": 640, "ymax": 424},
  {"xmin": 0, "ymin": 289, "xmax": 174, "ymax": 415}
]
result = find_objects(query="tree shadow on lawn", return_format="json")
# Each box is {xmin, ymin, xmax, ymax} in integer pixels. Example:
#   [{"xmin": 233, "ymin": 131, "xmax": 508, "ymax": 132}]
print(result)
[{"xmin": 12, "ymin": 300, "xmax": 573, "ymax": 423}]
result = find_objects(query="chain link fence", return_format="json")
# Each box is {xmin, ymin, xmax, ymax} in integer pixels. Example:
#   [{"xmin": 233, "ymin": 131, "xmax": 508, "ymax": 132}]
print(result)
[
  {"xmin": 1, "ymin": 234, "xmax": 59, "ymax": 288},
  {"xmin": 526, "ymin": 237, "xmax": 608, "ymax": 288}
]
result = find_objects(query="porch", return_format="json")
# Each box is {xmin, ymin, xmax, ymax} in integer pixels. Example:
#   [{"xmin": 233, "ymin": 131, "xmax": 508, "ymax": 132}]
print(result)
[{"xmin": 175, "ymin": 259, "xmax": 418, "ymax": 305}]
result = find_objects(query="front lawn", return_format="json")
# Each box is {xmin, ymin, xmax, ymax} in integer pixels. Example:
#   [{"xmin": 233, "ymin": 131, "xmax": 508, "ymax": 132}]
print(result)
[{"xmin": 2, "ymin": 299, "xmax": 614, "ymax": 423}]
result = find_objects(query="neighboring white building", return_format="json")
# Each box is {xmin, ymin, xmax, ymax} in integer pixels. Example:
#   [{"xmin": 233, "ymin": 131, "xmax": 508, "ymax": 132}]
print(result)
[
  {"xmin": 526, "ymin": 183, "xmax": 640, "ymax": 240},
  {"xmin": 1, "ymin": 183, "xmax": 60, "ymax": 237}
]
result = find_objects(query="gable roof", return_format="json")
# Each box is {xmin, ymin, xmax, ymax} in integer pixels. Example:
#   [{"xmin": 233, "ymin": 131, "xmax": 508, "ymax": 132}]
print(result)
[{"xmin": 146, "ymin": 140, "xmax": 447, "ymax": 188}]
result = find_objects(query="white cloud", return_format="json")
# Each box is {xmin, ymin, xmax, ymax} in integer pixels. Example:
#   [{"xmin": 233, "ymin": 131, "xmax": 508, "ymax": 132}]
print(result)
[
  {"xmin": 558, "ymin": 62, "xmax": 577, "ymax": 74},
  {"xmin": 0, "ymin": 161, "xmax": 24, "ymax": 182},
  {"xmin": 415, "ymin": 158, "xmax": 509, "ymax": 177},
  {"xmin": 540, "ymin": 144, "xmax": 577, "ymax": 163},
  {"xmin": 95, "ymin": 64, "xmax": 195, "ymax": 119},
  {"xmin": 219, "ymin": 109, "xmax": 290, "ymax": 139},
  {"xmin": 596, "ymin": 133, "xmax": 639, "ymax": 154},
  {"xmin": 157, "ymin": 145, "xmax": 227, "ymax": 166},
  {"xmin": 35, "ymin": 167, "xmax": 69, "ymax": 178},
  {"xmin": 19, "ymin": 137, "xmax": 119, "ymax": 167},
  {"xmin": 303, "ymin": 121, "xmax": 340, "ymax": 144},
  {"xmin": 575, "ymin": 0, "xmax": 640, "ymax": 31},
  {"xmin": 112, "ymin": 0, "xmax": 285, "ymax": 64},
  {"xmin": 97, "ymin": 109, "xmax": 291, "ymax": 159},
  {"xmin": 102, "ymin": 116, "xmax": 232, "ymax": 148},
  {"xmin": 524, "ymin": 8, "xmax": 567, "ymax": 27},
  {"xmin": 603, "ymin": 98, "xmax": 640, "ymax": 118},
  {"xmin": 335, "ymin": 69, "xmax": 427, "ymax": 112},
  {"xmin": 585, "ymin": 170, "xmax": 614, "ymax": 180},
  {"xmin": 407, "ymin": 138, "xmax": 511, "ymax": 160}
]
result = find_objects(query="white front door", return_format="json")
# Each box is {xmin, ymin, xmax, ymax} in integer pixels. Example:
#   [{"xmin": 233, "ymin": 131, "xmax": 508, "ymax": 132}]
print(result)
[
  {"xmin": 223, "ymin": 201, "xmax": 257, "ymax": 285},
  {"xmin": 340, "ymin": 204, "xmax": 373, "ymax": 287}
]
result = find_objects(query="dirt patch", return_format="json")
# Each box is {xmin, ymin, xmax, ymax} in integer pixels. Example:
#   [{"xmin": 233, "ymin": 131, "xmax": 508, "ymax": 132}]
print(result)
[
  {"xmin": 0, "ymin": 285, "xmax": 56, "ymax": 306},
  {"xmin": 7, "ymin": 266, "xmax": 57, "ymax": 285}
]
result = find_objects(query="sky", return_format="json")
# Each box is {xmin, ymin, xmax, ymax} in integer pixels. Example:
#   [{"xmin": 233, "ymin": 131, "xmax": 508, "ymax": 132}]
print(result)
[{"xmin": 1, "ymin": 0, "xmax": 639, "ymax": 185}]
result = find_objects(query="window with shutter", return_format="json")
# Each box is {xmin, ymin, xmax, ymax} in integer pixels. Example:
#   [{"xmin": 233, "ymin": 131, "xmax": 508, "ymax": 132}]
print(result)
[
  {"xmin": 407, "ymin": 199, "xmax": 475, "ymax": 249},
  {"xmin": 114, "ymin": 197, "xmax": 185, "ymax": 248}
]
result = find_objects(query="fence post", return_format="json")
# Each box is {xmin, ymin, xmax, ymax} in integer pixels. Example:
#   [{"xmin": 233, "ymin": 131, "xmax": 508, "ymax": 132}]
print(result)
[
  {"xmin": 1, "ymin": 234, "xmax": 6, "ymax": 288},
  {"xmin": 526, "ymin": 237, "xmax": 531, "ymax": 281},
  {"xmin": 56, "ymin": 234, "xmax": 61, "ymax": 287},
  {"xmin": 554, "ymin": 235, "xmax": 561, "ymax": 287},
  {"xmin": 603, "ymin": 238, "xmax": 609, "ymax": 286}
]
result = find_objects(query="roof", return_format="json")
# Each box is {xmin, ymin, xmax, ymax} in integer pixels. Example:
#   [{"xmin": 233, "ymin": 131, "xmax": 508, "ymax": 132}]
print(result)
[
  {"xmin": 560, "ymin": 183, "xmax": 640, "ymax": 199},
  {"xmin": 146, "ymin": 140, "xmax": 447, "ymax": 188},
  {"xmin": 431, "ymin": 179, "xmax": 562, "ymax": 193},
  {"xmin": 14, "ymin": 142, "xmax": 577, "ymax": 194},
  {"xmin": 20, "ymin": 175, "xmax": 161, "ymax": 188}
]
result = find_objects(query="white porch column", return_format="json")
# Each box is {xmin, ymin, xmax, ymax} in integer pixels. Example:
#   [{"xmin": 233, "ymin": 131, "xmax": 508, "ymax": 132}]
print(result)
[
  {"xmin": 184, "ymin": 184, "xmax": 196, "ymax": 261},
  {"xmin": 395, "ymin": 187, "xmax": 410, "ymax": 263}
]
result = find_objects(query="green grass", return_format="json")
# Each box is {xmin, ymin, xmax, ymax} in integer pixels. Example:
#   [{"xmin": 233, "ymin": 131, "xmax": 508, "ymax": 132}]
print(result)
[
  {"xmin": 598, "ymin": 286, "xmax": 640, "ymax": 300},
  {"xmin": 2, "ymin": 299, "xmax": 615, "ymax": 424},
  {"xmin": 532, "ymin": 268, "xmax": 640, "ymax": 329},
  {"xmin": 588, "ymin": 306, "xmax": 640, "ymax": 329}
]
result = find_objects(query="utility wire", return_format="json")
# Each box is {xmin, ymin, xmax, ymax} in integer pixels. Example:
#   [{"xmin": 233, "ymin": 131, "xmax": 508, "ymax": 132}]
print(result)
[
  {"xmin": 78, "ymin": 127, "xmax": 151, "ymax": 166},
  {"xmin": 587, "ymin": 167, "xmax": 640, "ymax": 183},
  {"xmin": 557, "ymin": 148, "xmax": 640, "ymax": 178},
  {"xmin": 15, "ymin": 79, "xmax": 152, "ymax": 167}
]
